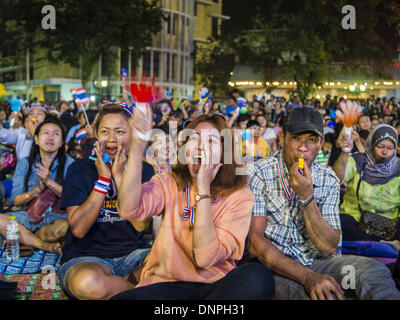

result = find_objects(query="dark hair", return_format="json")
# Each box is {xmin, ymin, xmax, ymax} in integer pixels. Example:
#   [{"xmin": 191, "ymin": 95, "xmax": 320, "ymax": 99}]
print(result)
[
  {"xmin": 83, "ymin": 109, "xmax": 98, "ymax": 125},
  {"xmin": 256, "ymin": 108, "xmax": 267, "ymax": 116},
  {"xmin": 170, "ymin": 109, "xmax": 183, "ymax": 119},
  {"xmin": 246, "ymin": 120, "xmax": 260, "ymax": 129},
  {"xmin": 0, "ymin": 105, "xmax": 10, "ymax": 119},
  {"xmin": 24, "ymin": 116, "xmax": 67, "ymax": 191},
  {"xmin": 93, "ymin": 104, "xmax": 131, "ymax": 134},
  {"xmin": 324, "ymin": 132, "xmax": 335, "ymax": 144},
  {"xmin": 256, "ymin": 113, "xmax": 267, "ymax": 122},
  {"xmin": 358, "ymin": 130, "xmax": 370, "ymax": 140},
  {"xmin": 237, "ymin": 113, "xmax": 250, "ymax": 123},
  {"xmin": 171, "ymin": 114, "xmax": 247, "ymax": 199}
]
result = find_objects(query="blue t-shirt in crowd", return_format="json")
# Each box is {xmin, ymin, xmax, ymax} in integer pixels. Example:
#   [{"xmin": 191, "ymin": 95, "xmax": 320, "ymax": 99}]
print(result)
[
  {"xmin": 60, "ymin": 158, "xmax": 154, "ymax": 264},
  {"xmin": 225, "ymin": 105, "xmax": 237, "ymax": 116}
]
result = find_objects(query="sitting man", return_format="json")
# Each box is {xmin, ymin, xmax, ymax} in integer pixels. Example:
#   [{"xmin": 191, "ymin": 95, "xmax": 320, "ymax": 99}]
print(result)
[{"xmin": 246, "ymin": 107, "xmax": 400, "ymax": 300}]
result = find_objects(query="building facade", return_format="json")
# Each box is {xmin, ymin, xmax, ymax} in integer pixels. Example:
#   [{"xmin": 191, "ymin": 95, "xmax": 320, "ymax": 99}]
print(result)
[{"xmin": 0, "ymin": 0, "xmax": 228, "ymax": 103}]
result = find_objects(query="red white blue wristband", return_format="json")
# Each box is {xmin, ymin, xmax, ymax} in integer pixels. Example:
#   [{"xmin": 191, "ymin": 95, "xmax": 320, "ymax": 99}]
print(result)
[{"xmin": 93, "ymin": 176, "xmax": 111, "ymax": 194}]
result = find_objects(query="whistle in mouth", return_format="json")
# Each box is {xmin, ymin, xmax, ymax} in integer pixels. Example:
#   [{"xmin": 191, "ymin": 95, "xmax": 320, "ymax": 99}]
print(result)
[
  {"xmin": 298, "ymin": 157, "xmax": 304, "ymax": 170},
  {"xmin": 298, "ymin": 157, "xmax": 305, "ymax": 176}
]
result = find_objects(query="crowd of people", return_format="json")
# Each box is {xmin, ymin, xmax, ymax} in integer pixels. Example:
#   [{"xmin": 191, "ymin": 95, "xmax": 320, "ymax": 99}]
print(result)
[{"xmin": 0, "ymin": 88, "xmax": 399, "ymax": 300}]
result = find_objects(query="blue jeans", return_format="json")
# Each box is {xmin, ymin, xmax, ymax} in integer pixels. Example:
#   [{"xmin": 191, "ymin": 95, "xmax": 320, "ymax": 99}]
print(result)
[
  {"xmin": 58, "ymin": 248, "xmax": 150, "ymax": 297},
  {"xmin": 274, "ymin": 255, "xmax": 400, "ymax": 300},
  {"xmin": 0, "ymin": 209, "xmax": 67, "ymax": 243}
]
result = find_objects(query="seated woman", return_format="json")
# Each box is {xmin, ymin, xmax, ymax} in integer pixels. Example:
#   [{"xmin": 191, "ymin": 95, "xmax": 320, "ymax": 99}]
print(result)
[
  {"xmin": 112, "ymin": 111, "xmax": 274, "ymax": 300},
  {"xmin": 332, "ymin": 123, "xmax": 400, "ymax": 251},
  {"xmin": 145, "ymin": 130, "xmax": 177, "ymax": 238},
  {"xmin": 0, "ymin": 116, "xmax": 74, "ymax": 253},
  {"xmin": 58, "ymin": 103, "xmax": 154, "ymax": 300},
  {"xmin": 145, "ymin": 130, "xmax": 177, "ymax": 175}
]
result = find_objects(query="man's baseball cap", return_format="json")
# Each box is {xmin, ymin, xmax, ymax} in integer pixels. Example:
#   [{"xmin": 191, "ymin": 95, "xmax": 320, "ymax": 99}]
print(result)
[{"xmin": 284, "ymin": 107, "xmax": 324, "ymax": 138}]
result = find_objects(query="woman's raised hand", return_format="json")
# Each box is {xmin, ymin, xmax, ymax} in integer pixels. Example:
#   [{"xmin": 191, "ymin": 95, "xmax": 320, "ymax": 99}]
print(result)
[
  {"xmin": 129, "ymin": 103, "xmax": 153, "ymax": 153},
  {"xmin": 94, "ymin": 140, "xmax": 111, "ymax": 178}
]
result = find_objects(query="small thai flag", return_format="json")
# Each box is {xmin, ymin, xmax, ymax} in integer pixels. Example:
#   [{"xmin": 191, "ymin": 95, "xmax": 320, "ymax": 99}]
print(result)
[
  {"xmin": 70, "ymin": 88, "xmax": 90, "ymax": 107},
  {"xmin": 75, "ymin": 128, "xmax": 87, "ymax": 142}
]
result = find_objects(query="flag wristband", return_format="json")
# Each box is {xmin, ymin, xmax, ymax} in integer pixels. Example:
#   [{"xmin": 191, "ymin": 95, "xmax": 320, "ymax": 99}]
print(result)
[
  {"xmin": 93, "ymin": 186, "xmax": 108, "ymax": 194},
  {"xmin": 93, "ymin": 177, "xmax": 111, "ymax": 194},
  {"xmin": 94, "ymin": 181, "xmax": 111, "ymax": 190},
  {"xmin": 98, "ymin": 176, "xmax": 111, "ymax": 184}
]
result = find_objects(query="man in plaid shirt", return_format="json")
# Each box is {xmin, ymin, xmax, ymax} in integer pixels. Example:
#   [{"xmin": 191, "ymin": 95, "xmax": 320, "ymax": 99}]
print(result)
[{"xmin": 247, "ymin": 107, "xmax": 400, "ymax": 300}]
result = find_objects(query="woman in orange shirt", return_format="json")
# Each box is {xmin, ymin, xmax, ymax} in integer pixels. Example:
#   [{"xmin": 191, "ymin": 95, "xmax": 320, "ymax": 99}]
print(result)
[{"xmin": 113, "ymin": 109, "xmax": 274, "ymax": 300}]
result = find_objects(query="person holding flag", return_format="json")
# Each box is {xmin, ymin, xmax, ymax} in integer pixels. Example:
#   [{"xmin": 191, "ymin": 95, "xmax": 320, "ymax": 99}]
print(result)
[{"xmin": 70, "ymin": 88, "xmax": 91, "ymax": 126}]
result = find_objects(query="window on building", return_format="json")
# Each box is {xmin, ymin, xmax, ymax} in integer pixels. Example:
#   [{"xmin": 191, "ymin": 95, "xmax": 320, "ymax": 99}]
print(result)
[
  {"xmin": 166, "ymin": 14, "xmax": 176, "ymax": 35},
  {"xmin": 153, "ymin": 52, "xmax": 160, "ymax": 78},
  {"xmin": 212, "ymin": 17, "xmax": 219, "ymax": 38},
  {"xmin": 166, "ymin": 54, "xmax": 176, "ymax": 82},
  {"xmin": 166, "ymin": 54, "xmax": 171, "ymax": 81},
  {"xmin": 101, "ymin": 52, "xmax": 110, "ymax": 76},
  {"xmin": 131, "ymin": 54, "xmax": 137, "ymax": 73},
  {"xmin": 22, "ymin": 65, "xmax": 34, "ymax": 81},
  {"xmin": 1, "ymin": 43, "xmax": 17, "ymax": 58},
  {"xmin": 121, "ymin": 50, "xmax": 129, "ymax": 72},
  {"xmin": 2, "ymin": 71, "xmax": 16, "ymax": 83},
  {"xmin": 44, "ymin": 90, "xmax": 60, "ymax": 103},
  {"xmin": 143, "ymin": 52, "xmax": 151, "ymax": 78}
]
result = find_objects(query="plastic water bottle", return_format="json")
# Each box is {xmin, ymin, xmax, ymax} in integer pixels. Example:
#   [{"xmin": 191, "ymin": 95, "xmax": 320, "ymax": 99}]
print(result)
[{"xmin": 6, "ymin": 216, "xmax": 19, "ymax": 262}]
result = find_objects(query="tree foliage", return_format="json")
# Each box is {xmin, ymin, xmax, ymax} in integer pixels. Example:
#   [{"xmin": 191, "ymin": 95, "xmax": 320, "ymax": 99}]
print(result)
[
  {"xmin": 0, "ymin": 0, "xmax": 164, "ymax": 88},
  {"xmin": 222, "ymin": 0, "xmax": 400, "ymax": 100},
  {"xmin": 194, "ymin": 41, "xmax": 235, "ymax": 99}
]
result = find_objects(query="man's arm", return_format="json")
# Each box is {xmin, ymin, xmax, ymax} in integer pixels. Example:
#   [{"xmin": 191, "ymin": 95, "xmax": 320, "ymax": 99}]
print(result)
[
  {"xmin": 248, "ymin": 216, "xmax": 314, "ymax": 284},
  {"xmin": 289, "ymin": 160, "xmax": 340, "ymax": 257},
  {"xmin": 301, "ymin": 200, "xmax": 341, "ymax": 257},
  {"xmin": 248, "ymin": 216, "xmax": 344, "ymax": 300}
]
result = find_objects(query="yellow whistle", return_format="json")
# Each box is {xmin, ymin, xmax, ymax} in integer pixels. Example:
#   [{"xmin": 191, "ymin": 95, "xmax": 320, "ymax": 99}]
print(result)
[
  {"xmin": 298, "ymin": 157, "xmax": 304, "ymax": 170},
  {"xmin": 32, "ymin": 118, "xmax": 36, "ymax": 122}
]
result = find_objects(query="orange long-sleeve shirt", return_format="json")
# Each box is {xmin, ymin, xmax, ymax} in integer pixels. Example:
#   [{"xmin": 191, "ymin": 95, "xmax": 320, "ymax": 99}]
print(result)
[{"xmin": 118, "ymin": 172, "xmax": 254, "ymax": 288}]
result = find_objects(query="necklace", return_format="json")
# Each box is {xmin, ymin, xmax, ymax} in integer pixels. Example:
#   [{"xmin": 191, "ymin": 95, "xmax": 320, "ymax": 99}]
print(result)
[
  {"xmin": 181, "ymin": 184, "xmax": 222, "ymax": 225},
  {"xmin": 276, "ymin": 154, "xmax": 295, "ymax": 201}
]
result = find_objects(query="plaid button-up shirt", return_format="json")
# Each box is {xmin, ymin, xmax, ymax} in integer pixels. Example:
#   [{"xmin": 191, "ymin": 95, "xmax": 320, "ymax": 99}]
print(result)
[{"xmin": 246, "ymin": 151, "xmax": 342, "ymax": 266}]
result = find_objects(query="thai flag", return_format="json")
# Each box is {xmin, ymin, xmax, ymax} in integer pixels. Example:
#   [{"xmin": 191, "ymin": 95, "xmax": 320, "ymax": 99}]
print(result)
[
  {"xmin": 70, "ymin": 88, "xmax": 90, "ymax": 107},
  {"xmin": 75, "ymin": 128, "xmax": 87, "ymax": 142}
]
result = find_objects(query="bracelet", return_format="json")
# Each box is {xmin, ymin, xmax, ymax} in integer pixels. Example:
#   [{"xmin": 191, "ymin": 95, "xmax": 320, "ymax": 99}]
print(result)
[
  {"xmin": 98, "ymin": 176, "xmax": 111, "ymax": 183},
  {"xmin": 93, "ymin": 177, "xmax": 111, "ymax": 194},
  {"xmin": 95, "ymin": 181, "xmax": 111, "ymax": 190}
]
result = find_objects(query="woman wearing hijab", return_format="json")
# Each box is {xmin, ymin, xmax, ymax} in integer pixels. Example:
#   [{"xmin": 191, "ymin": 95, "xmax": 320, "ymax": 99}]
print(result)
[{"xmin": 332, "ymin": 124, "xmax": 400, "ymax": 250}]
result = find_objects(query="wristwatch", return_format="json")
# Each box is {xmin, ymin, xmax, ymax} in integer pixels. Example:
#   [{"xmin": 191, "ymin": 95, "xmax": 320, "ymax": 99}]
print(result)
[
  {"xmin": 195, "ymin": 194, "xmax": 211, "ymax": 202},
  {"xmin": 298, "ymin": 194, "xmax": 315, "ymax": 207}
]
